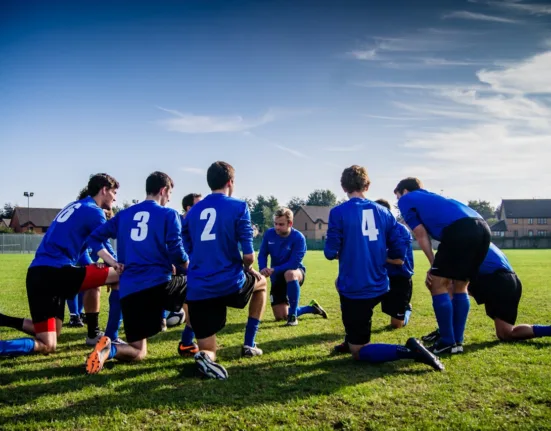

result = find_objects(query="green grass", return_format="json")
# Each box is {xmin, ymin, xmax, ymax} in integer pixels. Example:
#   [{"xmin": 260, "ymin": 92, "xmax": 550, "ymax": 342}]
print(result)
[{"xmin": 1, "ymin": 251, "xmax": 551, "ymax": 430}]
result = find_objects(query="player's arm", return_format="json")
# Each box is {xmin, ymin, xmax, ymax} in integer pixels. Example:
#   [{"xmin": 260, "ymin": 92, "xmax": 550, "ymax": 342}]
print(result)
[
  {"xmin": 273, "ymin": 234, "xmax": 306, "ymax": 274},
  {"xmin": 166, "ymin": 210, "xmax": 189, "ymax": 270},
  {"xmin": 89, "ymin": 215, "xmax": 121, "ymax": 271},
  {"xmin": 237, "ymin": 203, "xmax": 261, "ymax": 279},
  {"xmin": 324, "ymin": 207, "xmax": 342, "ymax": 260},
  {"xmin": 386, "ymin": 217, "xmax": 408, "ymax": 264},
  {"xmin": 258, "ymin": 234, "xmax": 270, "ymax": 276},
  {"xmin": 181, "ymin": 214, "xmax": 193, "ymax": 256},
  {"xmin": 412, "ymin": 225, "xmax": 434, "ymax": 266},
  {"xmin": 386, "ymin": 258, "xmax": 404, "ymax": 265}
]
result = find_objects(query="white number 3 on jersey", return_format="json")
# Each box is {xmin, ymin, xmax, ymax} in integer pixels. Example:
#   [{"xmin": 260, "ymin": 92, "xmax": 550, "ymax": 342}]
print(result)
[
  {"xmin": 362, "ymin": 209, "xmax": 379, "ymax": 241},
  {"xmin": 131, "ymin": 211, "xmax": 150, "ymax": 241},
  {"xmin": 200, "ymin": 208, "xmax": 217, "ymax": 241}
]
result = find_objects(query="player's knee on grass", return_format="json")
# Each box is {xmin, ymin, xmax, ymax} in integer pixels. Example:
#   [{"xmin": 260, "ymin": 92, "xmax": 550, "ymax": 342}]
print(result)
[
  {"xmin": 390, "ymin": 318, "xmax": 404, "ymax": 329},
  {"xmin": 128, "ymin": 341, "xmax": 148, "ymax": 361},
  {"xmin": 494, "ymin": 319, "xmax": 514, "ymax": 341},
  {"xmin": 272, "ymin": 304, "xmax": 288, "ymax": 321},
  {"xmin": 349, "ymin": 343, "xmax": 364, "ymax": 361}
]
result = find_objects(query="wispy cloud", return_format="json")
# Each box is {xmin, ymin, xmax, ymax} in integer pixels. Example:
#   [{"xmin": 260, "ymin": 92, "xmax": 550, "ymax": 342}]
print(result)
[
  {"xmin": 489, "ymin": 1, "xmax": 551, "ymax": 15},
  {"xmin": 156, "ymin": 106, "xmax": 276, "ymax": 133},
  {"xmin": 275, "ymin": 145, "xmax": 307, "ymax": 158},
  {"xmin": 323, "ymin": 145, "xmax": 364, "ymax": 152},
  {"xmin": 364, "ymin": 114, "xmax": 429, "ymax": 121},
  {"xmin": 349, "ymin": 49, "xmax": 378, "ymax": 60},
  {"xmin": 442, "ymin": 10, "xmax": 520, "ymax": 23},
  {"xmin": 181, "ymin": 167, "xmax": 206, "ymax": 175}
]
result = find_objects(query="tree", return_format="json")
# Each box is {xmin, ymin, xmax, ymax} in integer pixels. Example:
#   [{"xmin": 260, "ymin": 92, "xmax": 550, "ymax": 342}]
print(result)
[
  {"xmin": 286, "ymin": 197, "xmax": 306, "ymax": 214},
  {"xmin": 251, "ymin": 195, "xmax": 279, "ymax": 233},
  {"xmin": 467, "ymin": 200, "xmax": 495, "ymax": 221},
  {"xmin": 306, "ymin": 189, "xmax": 337, "ymax": 207},
  {"xmin": 2, "ymin": 203, "xmax": 14, "ymax": 219}
]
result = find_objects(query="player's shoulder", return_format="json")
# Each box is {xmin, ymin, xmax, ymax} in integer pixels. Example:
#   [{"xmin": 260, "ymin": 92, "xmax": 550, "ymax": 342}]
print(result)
[{"xmin": 290, "ymin": 228, "xmax": 306, "ymax": 241}]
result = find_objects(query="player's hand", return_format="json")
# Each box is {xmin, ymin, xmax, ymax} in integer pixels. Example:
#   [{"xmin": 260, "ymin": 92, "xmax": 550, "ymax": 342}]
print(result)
[
  {"xmin": 172, "ymin": 265, "xmax": 177, "ymax": 275},
  {"xmin": 113, "ymin": 263, "xmax": 124, "ymax": 274},
  {"xmin": 95, "ymin": 262, "xmax": 106, "ymax": 269},
  {"xmin": 425, "ymin": 270, "xmax": 433, "ymax": 289},
  {"xmin": 246, "ymin": 267, "xmax": 263, "ymax": 281}
]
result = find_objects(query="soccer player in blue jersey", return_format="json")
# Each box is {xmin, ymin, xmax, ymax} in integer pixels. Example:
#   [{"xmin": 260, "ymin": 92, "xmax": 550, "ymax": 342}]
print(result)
[
  {"xmin": 423, "ymin": 243, "xmax": 551, "ymax": 344},
  {"xmin": 395, "ymin": 177, "xmax": 491, "ymax": 354},
  {"xmin": 375, "ymin": 199, "xmax": 414, "ymax": 329},
  {"xmin": 183, "ymin": 161, "xmax": 267, "ymax": 380},
  {"xmin": 85, "ymin": 172, "xmax": 189, "ymax": 374},
  {"xmin": 258, "ymin": 207, "xmax": 327, "ymax": 326},
  {"xmin": 0, "ymin": 174, "xmax": 121, "ymax": 358},
  {"xmin": 325, "ymin": 165, "xmax": 443, "ymax": 371}
]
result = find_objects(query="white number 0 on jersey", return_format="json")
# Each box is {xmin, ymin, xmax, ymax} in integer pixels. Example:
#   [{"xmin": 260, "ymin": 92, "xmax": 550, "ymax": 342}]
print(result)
[
  {"xmin": 362, "ymin": 209, "xmax": 379, "ymax": 241},
  {"xmin": 130, "ymin": 211, "xmax": 150, "ymax": 241},
  {"xmin": 200, "ymin": 208, "xmax": 216, "ymax": 241}
]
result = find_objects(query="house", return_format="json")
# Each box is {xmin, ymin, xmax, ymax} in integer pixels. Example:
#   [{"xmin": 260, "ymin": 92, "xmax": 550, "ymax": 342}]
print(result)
[
  {"xmin": 0, "ymin": 219, "xmax": 11, "ymax": 230},
  {"xmin": 10, "ymin": 207, "xmax": 62, "ymax": 233},
  {"xmin": 495, "ymin": 199, "xmax": 551, "ymax": 238},
  {"xmin": 294, "ymin": 205, "xmax": 331, "ymax": 240}
]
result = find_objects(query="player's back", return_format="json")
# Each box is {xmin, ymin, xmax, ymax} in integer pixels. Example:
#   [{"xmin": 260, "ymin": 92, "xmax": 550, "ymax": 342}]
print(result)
[
  {"xmin": 115, "ymin": 200, "xmax": 184, "ymax": 297},
  {"xmin": 183, "ymin": 193, "xmax": 252, "ymax": 300},
  {"xmin": 398, "ymin": 189, "xmax": 482, "ymax": 241},
  {"xmin": 478, "ymin": 243, "xmax": 513, "ymax": 275},
  {"xmin": 31, "ymin": 196, "xmax": 105, "ymax": 268},
  {"xmin": 326, "ymin": 198, "xmax": 403, "ymax": 299}
]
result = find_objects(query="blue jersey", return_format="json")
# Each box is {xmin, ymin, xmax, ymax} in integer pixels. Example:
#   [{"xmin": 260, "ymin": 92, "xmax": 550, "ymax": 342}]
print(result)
[
  {"xmin": 88, "ymin": 200, "xmax": 188, "ymax": 299},
  {"xmin": 31, "ymin": 197, "xmax": 106, "ymax": 268},
  {"xmin": 478, "ymin": 243, "xmax": 513, "ymax": 275},
  {"xmin": 397, "ymin": 189, "xmax": 482, "ymax": 241},
  {"xmin": 324, "ymin": 198, "xmax": 407, "ymax": 299},
  {"xmin": 386, "ymin": 223, "xmax": 414, "ymax": 278},
  {"xmin": 182, "ymin": 193, "xmax": 254, "ymax": 301},
  {"xmin": 258, "ymin": 228, "xmax": 306, "ymax": 278}
]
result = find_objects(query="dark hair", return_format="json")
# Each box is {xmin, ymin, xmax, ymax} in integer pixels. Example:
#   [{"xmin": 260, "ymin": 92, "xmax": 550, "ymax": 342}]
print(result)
[
  {"xmin": 182, "ymin": 193, "xmax": 202, "ymax": 212},
  {"xmin": 146, "ymin": 171, "xmax": 174, "ymax": 195},
  {"xmin": 394, "ymin": 177, "xmax": 423, "ymax": 195},
  {"xmin": 207, "ymin": 161, "xmax": 235, "ymax": 191},
  {"xmin": 78, "ymin": 173, "xmax": 119, "ymax": 200},
  {"xmin": 340, "ymin": 165, "xmax": 370, "ymax": 193},
  {"xmin": 375, "ymin": 199, "xmax": 391, "ymax": 210}
]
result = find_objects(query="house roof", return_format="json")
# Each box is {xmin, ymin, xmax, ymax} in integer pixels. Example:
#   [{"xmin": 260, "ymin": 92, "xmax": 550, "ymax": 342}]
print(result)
[
  {"xmin": 298, "ymin": 205, "xmax": 331, "ymax": 224},
  {"xmin": 502, "ymin": 199, "xmax": 551, "ymax": 218},
  {"xmin": 11, "ymin": 207, "xmax": 61, "ymax": 228},
  {"xmin": 0, "ymin": 218, "xmax": 11, "ymax": 228},
  {"xmin": 490, "ymin": 220, "xmax": 507, "ymax": 232}
]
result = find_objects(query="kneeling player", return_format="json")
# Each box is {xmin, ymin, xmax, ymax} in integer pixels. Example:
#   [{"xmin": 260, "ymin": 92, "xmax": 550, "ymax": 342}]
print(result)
[
  {"xmin": 375, "ymin": 199, "xmax": 414, "ymax": 329},
  {"xmin": 0, "ymin": 174, "xmax": 120, "ymax": 358},
  {"xmin": 325, "ymin": 166, "xmax": 443, "ymax": 371},
  {"xmin": 423, "ymin": 243, "xmax": 551, "ymax": 344},
  {"xmin": 85, "ymin": 171, "xmax": 189, "ymax": 374},
  {"xmin": 258, "ymin": 207, "xmax": 327, "ymax": 326}
]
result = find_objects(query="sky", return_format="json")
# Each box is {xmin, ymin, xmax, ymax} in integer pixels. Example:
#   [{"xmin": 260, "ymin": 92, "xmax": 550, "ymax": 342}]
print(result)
[{"xmin": 1, "ymin": 0, "xmax": 551, "ymax": 212}]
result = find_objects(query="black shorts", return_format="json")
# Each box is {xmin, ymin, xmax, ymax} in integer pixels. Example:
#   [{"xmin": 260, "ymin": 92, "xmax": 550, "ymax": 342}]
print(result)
[
  {"xmin": 26, "ymin": 265, "xmax": 88, "ymax": 324},
  {"xmin": 339, "ymin": 293, "xmax": 383, "ymax": 345},
  {"xmin": 381, "ymin": 276, "xmax": 413, "ymax": 320},
  {"xmin": 431, "ymin": 217, "xmax": 491, "ymax": 281},
  {"xmin": 270, "ymin": 269, "xmax": 306, "ymax": 306},
  {"xmin": 187, "ymin": 273, "xmax": 256, "ymax": 340},
  {"xmin": 120, "ymin": 275, "xmax": 187, "ymax": 343},
  {"xmin": 469, "ymin": 271, "xmax": 522, "ymax": 325}
]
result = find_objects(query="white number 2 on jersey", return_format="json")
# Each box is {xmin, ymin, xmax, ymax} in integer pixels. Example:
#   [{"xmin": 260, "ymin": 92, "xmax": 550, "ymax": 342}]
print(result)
[
  {"xmin": 362, "ymin": 209, "xmax": 379, "ymax": 241},
  {"xmin": 130, "ymin": 211, "xmax": 150, "ymax": 242},
  {"xmin": 200, "ymin": 208, "xmax": 216, "ymax": 241}
]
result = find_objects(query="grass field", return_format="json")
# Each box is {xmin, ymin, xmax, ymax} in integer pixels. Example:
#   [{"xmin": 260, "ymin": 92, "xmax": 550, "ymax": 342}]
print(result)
[{"xmin": 1, "ymin": 251, "xmax": 551, "ymax": 430}]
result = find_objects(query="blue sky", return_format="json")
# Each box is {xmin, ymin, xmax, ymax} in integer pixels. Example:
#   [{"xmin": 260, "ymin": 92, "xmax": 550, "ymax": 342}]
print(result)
[{"xmin": 1, "ymin": 0, "xmax": 551, "ymax": 212}]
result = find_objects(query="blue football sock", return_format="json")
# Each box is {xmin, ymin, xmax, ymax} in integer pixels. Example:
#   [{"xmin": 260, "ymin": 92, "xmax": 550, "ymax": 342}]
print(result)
[
  {"xmin": 358, "ymin": 344, "xmax": 415, "ymax": 363},
  {"xmin": 108, "ymin": 344, "xmax": 118, "ymax": 360},
  {"xmin": 297, "ymin": 305, "xmax": 316, "ymax": 317},
  {"xmin": 432, "ymin": 293, "xmax": 455, "ymax": 345},
  {"xmin": 533, "ymin": 325, "xmax": 551, "ymax": 337},
  {"xmin": 287, "ymin": 280, "xmax": 300, "ymax": 317},
  {"xmin": 244, "ymin": 317, "xmax": 261, "ymax": 347},
  {"xmin": 77, "ymin": 292, "xmax": 84, "ymax": 315},
  {"xmin": 105, "ymin": 289, "xmax": 122, "ymax": 340},
  {"xmin": 180, "ymin": 325, "xmax": 195, "ymax": 345},
  {"xmin": 452, "ymin": 293, "xmax": 470, "ymax": 344},
  {"xmin": 0, "ymin": 338, "xmax": 35, "ymax": 357},
  {"xmin": 67, "ymin": 295, "xmax": 78, "ymax": 315}
]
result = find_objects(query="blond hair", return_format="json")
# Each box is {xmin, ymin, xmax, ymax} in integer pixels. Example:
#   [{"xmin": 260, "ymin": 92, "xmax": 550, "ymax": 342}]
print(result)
[{"xmin": 274, "ymin": 207, "xmax": 293, "ymax": 223}]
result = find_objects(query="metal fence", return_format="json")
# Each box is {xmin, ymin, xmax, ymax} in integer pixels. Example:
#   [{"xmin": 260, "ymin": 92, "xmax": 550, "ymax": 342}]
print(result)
[{"xmin": 1, "ymin": 233, "xmax": 550, "ymax": 254}]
